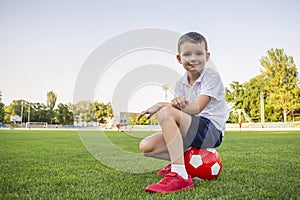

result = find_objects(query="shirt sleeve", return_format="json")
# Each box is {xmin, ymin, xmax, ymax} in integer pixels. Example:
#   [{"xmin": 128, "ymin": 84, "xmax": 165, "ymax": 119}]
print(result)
[{"xmin": 199, "ymin": 69, "xmax": 224, "ymax": 101}]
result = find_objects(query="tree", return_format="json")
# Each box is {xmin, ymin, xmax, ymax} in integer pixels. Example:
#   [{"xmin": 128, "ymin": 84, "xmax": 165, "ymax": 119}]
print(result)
[
  {"xmin": 4, "ymin": 100, "xmax": 22, "ymax": 123},
  {"xmin": 106, "ymin": 103, "xmax": 113, "ymax": 119},
  {"xmin": 4, "ymin": 104, "xmax": 15, "ymax": 123},
  {"xmin": 129, "ymin": 113, "xmax": 150, "ymax": 125},
  {"xmin": 73, "ymin": 101, "xmax": 90, "ymax": 125},
  {"xmin": 260, "ymin": 48, "xmax": 300, "ymax": 122},
  {"xmin": 93, "ymin": 102, "xmax": 114, "ymax": 124},
  {"xmin": 0, "ymin": 102, "xmax": 4, "ymax": 122},
  {"xmin": 47, "ymin": 91, "xmax": 57, "ymax": 124},
  {"xmin": 55, "ymin": 103, "xmax": 74, "ymax": 125},
  {"xmin": 226, "ymin": 81, "xmax": 245, "ymax": 109},
  {"xmin": 243, "ymin": 75, "xmax": 266, "ymax": 122},
  {"xmin": 30, "ymin": 103, "xmax": 49, "ymax": 123},
  {"xmin": 0, "ymin": 90, "xmax": 4, "ymax": 122},
  {"xmin": 72, "ymin": 101, "xmax": 113, "ymax": 126},
  {"xmin": 226, "ymin": 81, "xmax": 245, "ymax": 123}
]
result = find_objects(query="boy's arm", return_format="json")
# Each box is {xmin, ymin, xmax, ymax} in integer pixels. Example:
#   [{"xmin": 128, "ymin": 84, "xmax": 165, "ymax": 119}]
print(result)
[
  {"xmin": 137, "ymin": 102, "xmax": 171, "ymax": 121},
  {"xmin": 175, "ymin": 95, "xmax": 210, "ymax": 115}
]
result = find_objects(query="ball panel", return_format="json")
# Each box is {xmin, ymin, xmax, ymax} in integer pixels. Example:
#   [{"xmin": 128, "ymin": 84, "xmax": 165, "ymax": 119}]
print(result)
[
  {"xmin": 206, "ymin": 148, "xmax": 216, "ymax": 154},
  {"xmin": 211, "ymin": 163, "xmax": 221, "ymax": 175},
  {"xmin": 190, "ymin": 155, "xmax": 203, "ymax": 168}
]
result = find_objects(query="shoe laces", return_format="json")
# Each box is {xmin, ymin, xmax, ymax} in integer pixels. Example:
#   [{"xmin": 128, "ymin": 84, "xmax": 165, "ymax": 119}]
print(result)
[{"xmin": 159, "ymin": 172, "xmax": 179, "ymax": 185}]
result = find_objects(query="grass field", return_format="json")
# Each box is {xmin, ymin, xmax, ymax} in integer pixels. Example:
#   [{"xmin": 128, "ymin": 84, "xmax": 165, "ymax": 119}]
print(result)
[{"xmin": 0, "ymin": 129, "xmax": 300, "ymax": 199}]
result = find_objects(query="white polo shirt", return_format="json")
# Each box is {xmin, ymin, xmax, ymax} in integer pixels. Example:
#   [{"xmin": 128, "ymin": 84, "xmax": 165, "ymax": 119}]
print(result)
[{"xmin": 174, "ymin": 67, "xmax": 229, "ymax": 135}]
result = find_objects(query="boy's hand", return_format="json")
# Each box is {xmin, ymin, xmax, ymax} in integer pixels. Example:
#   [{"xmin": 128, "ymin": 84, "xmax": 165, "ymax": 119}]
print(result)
[
  {"xmin": 137, "ymin": 104, "xmax": 161, "ymax": 121},
  {"xmin": 171, "ymin": 96, "xmax": 189, "ymax": 110}
]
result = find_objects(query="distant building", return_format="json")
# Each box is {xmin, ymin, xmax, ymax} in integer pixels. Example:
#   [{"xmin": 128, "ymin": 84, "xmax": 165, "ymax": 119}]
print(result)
[{"xmin": 119, "ymin": 112, "xmax": 138, "ymax": 126}]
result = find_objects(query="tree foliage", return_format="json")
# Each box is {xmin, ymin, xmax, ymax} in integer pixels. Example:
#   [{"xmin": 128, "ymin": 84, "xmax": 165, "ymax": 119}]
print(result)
[
  {"xmin": 0, "ymin": 102, "xmax": 4, "ymax": 122},
  {"xmin": 47, "ymin": 91, "xmax": 57, "ymax": 124},
  {"xmin": 129, "ymin": 114, "xmax": 150, "ymax": 125},
  {"xmin": 0, "ymin": 90, "xmax": 4, "ymax": 122},
  {"xmin": 93, "ymin": 102, "xmax": 113, "ymax": 124},
  {"xmin": 72, "ymin": 101, "xmax": 114, "ymax": 126},
  {"xmin": 226, "ymin": 81, "xmax": 245, "ymax": 110},
  {"xmin": 55, "ymin": 103, "xmax": 74, "ymax": 125},
  {"xmin": 2, "ymin": 100, "xmax": 114, "ymax": 126},
  {"xmin": 226, "ymin": 48, "xmax": 300, "ymax": 123},
  {"xmin": 128, "ymin": 113, "xmax": 159, "ymax": 125},
  {"xmin": 260, "ymin": 48, "xmax": 300, "ymax": 122}
]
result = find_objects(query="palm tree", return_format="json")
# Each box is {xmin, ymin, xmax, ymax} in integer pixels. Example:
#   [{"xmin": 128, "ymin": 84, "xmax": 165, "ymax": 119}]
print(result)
[{"xmin": 47, "ymin": 91, "xmax": 57, "ymax": 124}]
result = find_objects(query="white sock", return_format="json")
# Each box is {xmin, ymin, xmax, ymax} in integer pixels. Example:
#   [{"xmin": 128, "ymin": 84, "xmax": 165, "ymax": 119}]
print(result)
[{"xmin": 171, "ymin": 164, "xmax": 189, "ymax": 179}]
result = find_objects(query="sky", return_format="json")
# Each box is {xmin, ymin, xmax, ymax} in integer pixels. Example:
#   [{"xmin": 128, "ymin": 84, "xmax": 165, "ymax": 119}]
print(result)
[{"xmin": 1, "ymin": 0, "xmax": 300, "ymax": 113}]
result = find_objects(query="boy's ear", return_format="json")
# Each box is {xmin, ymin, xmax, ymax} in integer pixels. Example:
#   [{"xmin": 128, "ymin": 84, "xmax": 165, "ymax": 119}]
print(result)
[
  {"xmin": 206, "ymin": 52, "xmax": 211, "ymax": 62},
  {"xmin": 176, "ymin": 55, "xmax": 182, "ymax": 64}
]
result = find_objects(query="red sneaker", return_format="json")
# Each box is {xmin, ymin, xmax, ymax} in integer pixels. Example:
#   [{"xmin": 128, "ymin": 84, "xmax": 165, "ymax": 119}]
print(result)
[
  {"xmin": 145, "ymin": 172, "xmax": 194, "ymax": 193},
  {"xmin": 157, "ymin": 164, "xmax": 171, "ymax": 176}
]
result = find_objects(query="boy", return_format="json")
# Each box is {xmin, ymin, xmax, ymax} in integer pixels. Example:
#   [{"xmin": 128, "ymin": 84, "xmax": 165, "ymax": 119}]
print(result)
[{"xmin": 137, "ymin": 32, "xmax": 228, "ymax": 193}]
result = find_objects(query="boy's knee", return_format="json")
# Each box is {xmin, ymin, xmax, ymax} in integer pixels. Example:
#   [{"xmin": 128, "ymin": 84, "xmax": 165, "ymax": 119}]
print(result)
[
  {"xmin": 139, "ymin": 139, "xmax": 151, "ymax": 154},
  {"xmin": 158, "ymin": 105, "xmax": 175, "ymax": 122}
]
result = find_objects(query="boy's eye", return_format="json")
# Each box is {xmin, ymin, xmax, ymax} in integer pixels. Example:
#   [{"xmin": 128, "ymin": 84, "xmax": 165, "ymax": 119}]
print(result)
[{"xmin": 182, "ymin": 51, "xmax": 204, "ymax": 57}]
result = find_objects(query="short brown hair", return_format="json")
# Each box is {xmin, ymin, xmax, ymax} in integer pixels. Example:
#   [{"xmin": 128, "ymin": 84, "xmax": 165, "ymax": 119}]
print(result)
[{"xmin": 178, "ymin": 32, "xmax": 208, "ymax": 53}]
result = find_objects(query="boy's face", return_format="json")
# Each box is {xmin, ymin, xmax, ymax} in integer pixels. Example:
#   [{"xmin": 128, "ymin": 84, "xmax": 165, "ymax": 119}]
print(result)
[{"xmin": 176, "ymin": 41, "xmax": 210, "ymax": 73}]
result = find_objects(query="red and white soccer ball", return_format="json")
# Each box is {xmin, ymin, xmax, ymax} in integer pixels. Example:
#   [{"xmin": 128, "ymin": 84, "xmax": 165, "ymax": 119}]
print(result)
[{"xmin": 184, "ymin": 147, "xmax": 222, "ymax": 180}]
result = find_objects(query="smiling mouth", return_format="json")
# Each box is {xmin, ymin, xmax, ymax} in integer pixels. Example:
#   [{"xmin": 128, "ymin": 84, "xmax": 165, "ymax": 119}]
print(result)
[{"xmin": 189, "ymin": 63, "xmax": 198, "ymax": 67}]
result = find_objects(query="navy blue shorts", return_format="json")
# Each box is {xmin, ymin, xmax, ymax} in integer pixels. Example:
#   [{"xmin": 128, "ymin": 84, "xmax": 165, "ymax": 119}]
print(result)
[{"xmin": 183, "ymin": 116, "xmax": 223, "ymax": 150}]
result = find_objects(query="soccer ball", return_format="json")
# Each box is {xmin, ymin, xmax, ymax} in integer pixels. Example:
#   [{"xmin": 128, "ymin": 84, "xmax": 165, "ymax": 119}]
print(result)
[{"xmin": 184, "ymin": 147, "xmax": 222, "ymax": 180}]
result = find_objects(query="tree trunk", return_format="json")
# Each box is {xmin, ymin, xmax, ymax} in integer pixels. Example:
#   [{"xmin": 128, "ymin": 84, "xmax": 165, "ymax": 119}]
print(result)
[{"xmin": 283, "ymin": 109, "xmax": 287, "ymax": 123}]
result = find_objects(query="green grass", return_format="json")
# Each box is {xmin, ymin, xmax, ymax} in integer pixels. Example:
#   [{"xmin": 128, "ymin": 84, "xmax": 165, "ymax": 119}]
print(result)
[{"xmin": 0, "ymin": 129, "xmax": 300, "ymax": 199}]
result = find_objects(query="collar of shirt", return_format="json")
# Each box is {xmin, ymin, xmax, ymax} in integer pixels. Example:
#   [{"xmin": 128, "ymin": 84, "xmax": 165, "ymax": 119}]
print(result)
[{"xmin": 182, "ymin": 67, "xmax": 207, "ymax": 88}]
